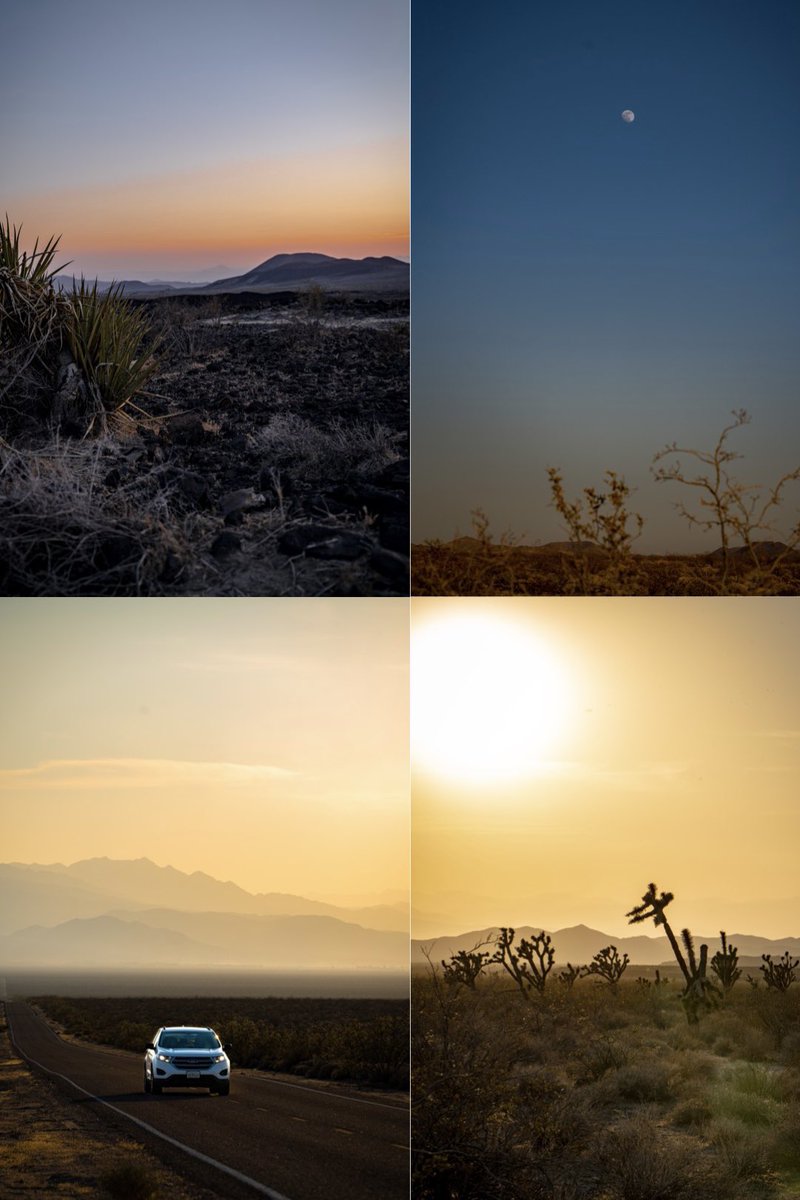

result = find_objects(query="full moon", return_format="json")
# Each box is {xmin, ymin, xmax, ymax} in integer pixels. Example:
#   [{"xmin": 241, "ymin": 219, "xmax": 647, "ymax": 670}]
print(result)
[
  {"xmin": 621, "ymin": 109, "xmax": 635, "ymax": 123},
  {"xmin": 411, "ymin": 611, "xmax": 571, "ymax": 785}
]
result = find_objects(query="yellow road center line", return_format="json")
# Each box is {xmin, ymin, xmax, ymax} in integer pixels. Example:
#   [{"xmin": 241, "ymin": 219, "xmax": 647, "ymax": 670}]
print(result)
[{"xmin": 335, "ymin": 1128, "xmax": 353, "ymax": 1135}]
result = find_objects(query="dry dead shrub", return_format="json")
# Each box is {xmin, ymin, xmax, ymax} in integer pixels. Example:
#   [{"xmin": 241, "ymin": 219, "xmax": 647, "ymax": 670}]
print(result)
[
  {"xmin": 252, "ymin": 412, "xmax": 402, "ymax": 482},
  {"xmin": 601, "ymin": 1059, "xmax": 676, "ymax": 1104},
  {"xmin": 595, "ymin": 1116, "xmax": 723, "ymax": 1199},
  {"xmin": 0, "ymin": 440, "xmax": 185, "ymax": 595}
]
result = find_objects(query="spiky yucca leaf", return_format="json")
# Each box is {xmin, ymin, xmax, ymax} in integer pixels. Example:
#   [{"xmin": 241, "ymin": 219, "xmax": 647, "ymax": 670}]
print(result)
[
  {"xmin": 0, "ymin": 218, "xmax": 68, "ymax": 360},
  {"xmin": 0, "ymin": 215, "xmax": 67, "ymax": 285},
  {"xmin": 65, "ymin": 279, "xmax": 159, "ymax": 417}
]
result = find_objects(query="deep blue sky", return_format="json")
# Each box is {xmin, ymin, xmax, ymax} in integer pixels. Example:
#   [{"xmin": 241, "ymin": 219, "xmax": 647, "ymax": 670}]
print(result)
[{"xmin": 412, "ymin": 0, "xmax": 800, "ymax": 551}]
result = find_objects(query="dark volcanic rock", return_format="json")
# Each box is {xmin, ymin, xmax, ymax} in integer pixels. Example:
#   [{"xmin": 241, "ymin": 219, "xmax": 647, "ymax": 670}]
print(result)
[
  {"xmin": 210, "ymin": 530, "xmax": 241, "ymax": 558},
  {"xmin": 168, "ymin": 413, "xmax": 206, "ymax": 444},
  {"xmin": 178, "ymin": 471, "xmax": 211, "ymax": 506},
  {"xmin": 278, "ymin": 525, "xmax": 370, "ymax": 560},
  {"xmin": 219, "ymin": 488, "xmax": 264, "ymax": 518},
  {"xmin": 370, "ymin": 547, "xmax": 409, "ymax": 587}
]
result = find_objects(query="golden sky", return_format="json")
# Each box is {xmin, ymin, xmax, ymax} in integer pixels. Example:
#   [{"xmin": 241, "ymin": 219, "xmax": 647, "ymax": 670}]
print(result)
[
  {"xmin": 0, "ymin": 599, "xmax": 408, "ymax": 903},
  {"xmin": 412, "ymin": 598, "xmax": 800, "ymax": 940},
  {"xmin": 9, "ymin": 140, "xmax": 409, "ymax": 277}
]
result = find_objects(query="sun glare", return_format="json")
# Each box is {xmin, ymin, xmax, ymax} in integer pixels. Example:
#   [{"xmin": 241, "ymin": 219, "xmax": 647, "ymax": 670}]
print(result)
[{"xmin": 411, "ymin": 610, "xmax": 571, "ymax": 785}]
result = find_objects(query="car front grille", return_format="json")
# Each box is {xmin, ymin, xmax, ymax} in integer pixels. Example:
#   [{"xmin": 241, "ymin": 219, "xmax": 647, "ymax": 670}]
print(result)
[{"xmin": 171, "ymin": 1056, "xmax": 216, "ymax": 1069}]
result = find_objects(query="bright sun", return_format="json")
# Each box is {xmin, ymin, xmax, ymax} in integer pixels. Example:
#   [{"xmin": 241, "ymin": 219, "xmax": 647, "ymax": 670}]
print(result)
[{"xmin": 411, "ymin": 610, "xmax": 571, "ymax": 785}]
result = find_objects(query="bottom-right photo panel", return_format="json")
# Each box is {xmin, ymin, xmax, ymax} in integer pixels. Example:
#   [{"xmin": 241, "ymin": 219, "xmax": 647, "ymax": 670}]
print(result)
[{"xmin": 411, "ymin": 598, "xmax": 800, "ymax": 1200}]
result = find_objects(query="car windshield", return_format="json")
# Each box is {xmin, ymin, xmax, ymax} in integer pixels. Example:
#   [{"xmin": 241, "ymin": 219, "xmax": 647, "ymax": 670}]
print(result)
[{"xmin": 159, "ymin": 1031, "xmax": 221, "ymax": 1050}]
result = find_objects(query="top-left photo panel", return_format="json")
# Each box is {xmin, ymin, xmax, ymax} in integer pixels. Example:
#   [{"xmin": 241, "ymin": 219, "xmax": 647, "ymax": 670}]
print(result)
[{"xmin": 1, "ymin": 0, "xmax": 409, "ymax": 597}]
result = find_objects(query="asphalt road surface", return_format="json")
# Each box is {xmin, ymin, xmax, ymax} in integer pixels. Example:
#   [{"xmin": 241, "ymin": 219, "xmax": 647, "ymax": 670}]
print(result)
[{"xmin": 6, "ymin": 1001, "xmax": 408, "ymax": 1200}]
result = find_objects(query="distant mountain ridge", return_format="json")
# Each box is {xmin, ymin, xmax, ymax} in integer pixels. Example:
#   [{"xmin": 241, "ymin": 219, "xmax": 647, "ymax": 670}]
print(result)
[
  {"xmin": 53, "ymin": 252, "xmax": 409, "ymax": 298},
  {"xmin": 412, "ymin": 922, "xmax": 800, "ymax": 967},
  {"xmin": 0, "ymin": 858, "xmax": 408, "ymax": 970}
]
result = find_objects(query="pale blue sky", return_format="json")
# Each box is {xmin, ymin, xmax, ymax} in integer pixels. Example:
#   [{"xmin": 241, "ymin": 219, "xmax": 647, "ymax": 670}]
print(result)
[{"xmin": 3, "ymin": 0, "xmax": 408, "ymax": 276}]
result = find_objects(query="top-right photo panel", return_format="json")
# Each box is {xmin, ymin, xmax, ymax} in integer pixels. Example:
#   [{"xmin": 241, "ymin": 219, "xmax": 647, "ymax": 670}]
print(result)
[{"xmin": 411, "ymin": 0, "xmax": 800, "ymax": 596}]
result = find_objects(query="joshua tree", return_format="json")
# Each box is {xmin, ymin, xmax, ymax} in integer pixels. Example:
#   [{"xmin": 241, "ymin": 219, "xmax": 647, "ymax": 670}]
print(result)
[
  {"xmin": 491, "ymin": 927, "xmax": 555, "ymax": 999},
  {"xmin": 441, "ymin": 947, "xmax": 490, "ymax": 990},
  {"xmin": 627, "ymin": 883, "xmax": 720, "ymax": 1023},
  {"xmin": 559, "ymin": 963, "xmax": 582, "ymax": 990},
  {"xmin": 710, "ymin": 932, "xmax": 742, "ymax": 995},
  {"xmin": 582, "ymin": 945, "xmax": 630, "ymax": 991},
  {"xmin": 760, "ymin": 951, "xmax": 799, "ymax": 992}
]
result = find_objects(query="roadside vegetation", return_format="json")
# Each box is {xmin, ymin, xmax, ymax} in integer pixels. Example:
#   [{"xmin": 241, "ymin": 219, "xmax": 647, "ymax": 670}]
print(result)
[
  {"xmin": 32, "ymin": 994, "xmax": 409, "ymax": 1091},
  {"xmin": 414, "ymin": 886, "xmax": 800, "ymax": 1199},
  {"xmin": 413, "ymin": 412, "xmax": 800, "ymax": 596},
  {"xmin": 0, "ymin": 1004, "xmax": 219, "ymax": 1200}
]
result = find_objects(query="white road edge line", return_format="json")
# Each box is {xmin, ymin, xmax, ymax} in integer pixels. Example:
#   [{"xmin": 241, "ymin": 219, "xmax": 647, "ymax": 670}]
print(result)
[{"xmin": 5, "ymin": 1003, "xmax": 292, "ymax": 1200}]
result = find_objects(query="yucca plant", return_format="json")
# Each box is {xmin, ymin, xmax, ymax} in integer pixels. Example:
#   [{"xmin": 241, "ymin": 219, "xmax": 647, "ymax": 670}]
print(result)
[
  {"xmin": 0, "ymin": 216, "xmax": 67, "ymax": 364},
  {"xmin": 65, "ymin": 278, "xmax": 159, "ymax": 429}
]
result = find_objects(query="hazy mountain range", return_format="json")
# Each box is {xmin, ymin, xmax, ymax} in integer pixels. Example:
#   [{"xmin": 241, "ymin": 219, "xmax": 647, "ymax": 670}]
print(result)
[
  {"xmin": 413, "ymin": 924, "xmax": 800, "ymax": 968},
  {"xmin": 0, "ymin": 859, "xmax": 408, "ymax": 970},
  {"xmin": 53, "ymin": 252, "xmax": 409, "ymax": 298}
]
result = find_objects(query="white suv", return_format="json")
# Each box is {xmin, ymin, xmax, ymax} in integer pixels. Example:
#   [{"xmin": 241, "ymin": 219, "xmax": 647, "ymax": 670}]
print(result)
[{"xmin": 144, "ymin": 1026, "xmax": 231, "ymax": 1096}]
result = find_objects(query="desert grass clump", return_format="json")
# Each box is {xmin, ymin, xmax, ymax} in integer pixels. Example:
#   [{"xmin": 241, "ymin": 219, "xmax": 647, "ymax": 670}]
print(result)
[
  {"xmin": 604, "ymin": 1058, "xmax": 676, "ymax": 1104},
  {"xmin": 670, "ymin": 1096, "xmax": 714, "ymax": 1129},
  {"xmin": 65, "ymin": 278, "xmax": 159, "ymax": 432},
  {"xmin": 252, "ymin": 412, "xmax": 402, "ymax": 483},
  {"xmin": 708, "ymin": 1117, "xmax": 777, "ymax": 1191},
  {"xmin": 594, "ymin": 1116, "xmax": 717, "ymax": 1200},
  {"xmin": 709, "ymin": 1063, "xmax": 784, "ymax": 1127}
]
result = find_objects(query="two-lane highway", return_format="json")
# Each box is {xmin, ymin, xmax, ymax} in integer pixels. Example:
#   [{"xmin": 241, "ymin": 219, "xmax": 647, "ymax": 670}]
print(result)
[{"xmin": 7, "ymin": 1001, "xmax": 408, "ymax": 1200}]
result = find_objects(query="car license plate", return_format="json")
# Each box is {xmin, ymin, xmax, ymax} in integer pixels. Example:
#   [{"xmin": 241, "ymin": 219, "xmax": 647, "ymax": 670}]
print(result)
[{"xmin": 187, "ymin": 1071, "xmax": 200, "ymax": 1079}]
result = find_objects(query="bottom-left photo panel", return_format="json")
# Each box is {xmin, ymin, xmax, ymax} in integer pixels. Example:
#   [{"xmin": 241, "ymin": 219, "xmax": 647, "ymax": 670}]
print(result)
[{"xmin": 0, "ymin": 597, "xmax": 410, "ymax": 1200}]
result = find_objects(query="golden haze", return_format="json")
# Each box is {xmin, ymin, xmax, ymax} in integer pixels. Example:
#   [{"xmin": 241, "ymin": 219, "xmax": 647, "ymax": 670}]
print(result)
[{"xmin": 412, "ymin": 597, "xmax": 800, "ymax": 941}]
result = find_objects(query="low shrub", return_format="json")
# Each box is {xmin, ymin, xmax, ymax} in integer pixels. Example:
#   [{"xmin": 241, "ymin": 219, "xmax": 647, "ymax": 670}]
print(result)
[{"xmin": 100, "ymin": 1160, "xmax": 156, "ymax": 1200}]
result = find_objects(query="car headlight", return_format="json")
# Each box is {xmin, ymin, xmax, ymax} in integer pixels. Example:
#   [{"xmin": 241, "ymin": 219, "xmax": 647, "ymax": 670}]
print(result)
[
  {"xmin": 157, "ymin": 1053, "xmax": 172, "ymax": 1062},
  {"xmin": 212, "ymin": 1053, "xmax": 227, "ymax": 1062}
]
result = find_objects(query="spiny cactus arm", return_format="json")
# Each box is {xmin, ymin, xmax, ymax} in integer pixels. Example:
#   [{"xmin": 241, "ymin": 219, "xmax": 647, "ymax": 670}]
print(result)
[{"xmin": 628, "ymin": 884, "xmax": 691, "ymax": 984}]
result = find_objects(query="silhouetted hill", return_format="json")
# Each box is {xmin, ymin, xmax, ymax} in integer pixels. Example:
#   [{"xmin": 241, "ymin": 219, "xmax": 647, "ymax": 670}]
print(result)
[
  {"xmin": 412, "ymin": 923, "xmax": 800, "ymax": 966},
  {"xmin": 204, "ymin": 253, "xmax": 409, "ymax": 294},
  {"xmin": 1, "ymin": 859, "xmax": 407, "ymax": 937},
  {"xmin": 0, "ymin": 915, "xmax": 221, "ymax": 965},
  {"xmin": 0, "ymin": 911, "xmax": 407, "ymax": 969},
  {"xmin": 54, "ymin": 254, "xmax": 409, "ymax": 298}
]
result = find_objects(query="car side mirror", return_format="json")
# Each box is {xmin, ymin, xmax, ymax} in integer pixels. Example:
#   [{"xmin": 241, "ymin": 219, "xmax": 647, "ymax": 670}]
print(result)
[{"xmin": 146, "ymin": 1042, "xmax": 155, "ymax": 1050}]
